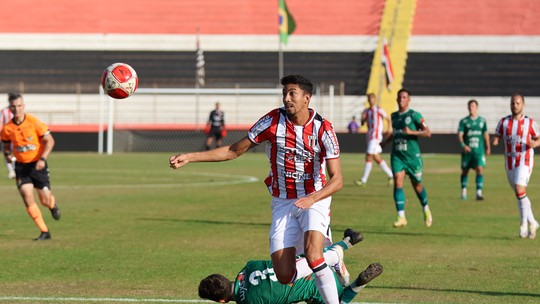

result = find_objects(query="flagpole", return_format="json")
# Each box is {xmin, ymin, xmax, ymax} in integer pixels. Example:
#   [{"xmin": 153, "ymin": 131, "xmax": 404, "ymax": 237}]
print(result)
[
  {"xmin": 195, "ymin": 29, "xmax": 200, "ymax": 129},
  {"xmin": 279, "ymin": 41, "xmax": 284, "ymax": 81}
]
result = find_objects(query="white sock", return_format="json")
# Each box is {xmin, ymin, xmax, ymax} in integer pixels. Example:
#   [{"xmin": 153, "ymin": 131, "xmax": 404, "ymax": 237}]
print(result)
[
  {"xmin": 360, "ymin": 161, "xmax": 373, "ymax": 183},
  {"xmin": 313, "ymin": 266, "xmax": 340, "ymax": 304},
  {"xmin": 294, "ymin": 250, "xmax": 339, "ymax": 281},
  {"xmin": 518, "ymin": 198, "xmax": 529, "ymax": 226},
  {"xmin": 349, "ymin": 278, "xmax": 367, "ymax": 292},
  {"xmin": 379, "ymin": 160, "xmax": 393, "ymax": 178},
  {"xmin": 519, "ymin": 196, "xmax": 537, "ymax": 225},
  {"xmin": 398, "ymin": 210, "xmax": 405, "ymax": 218}
]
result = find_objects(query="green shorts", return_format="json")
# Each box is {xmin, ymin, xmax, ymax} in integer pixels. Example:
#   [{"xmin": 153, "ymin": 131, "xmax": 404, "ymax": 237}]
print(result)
[
  {"xmin": 391, "ymin": 154, "xmax": 423, "ymax": 183},
  {"xmin": 461, "ymin": 152, "xmax": 486, "ymax": 170}
]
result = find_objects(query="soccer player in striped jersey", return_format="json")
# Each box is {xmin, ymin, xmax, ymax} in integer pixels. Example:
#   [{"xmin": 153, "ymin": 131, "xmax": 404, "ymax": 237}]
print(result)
[
  {"xmin": 493, "ymin": 93, "xmax": 539, "ymax": 239},
  {"xmin": 381, "ymin": 89, "xmax": 432, "ymax": 228},
  {"xmin": 355, "ymin": 93, "xmax": 393, "ymax": 187},
  {"xmin": 198, "ymin": 230, "xmax": 383, "ymax": 304},
  {"xmin": 1, "ymin": 102, "xmax": 15, "ymax": 179},
  {"xmin": 457, "ymin": 99, "xmax": 491, "ymax": 200},
  {"xmin": 170, "ymin": 75, "xmax": 344, "ymax": 303}
]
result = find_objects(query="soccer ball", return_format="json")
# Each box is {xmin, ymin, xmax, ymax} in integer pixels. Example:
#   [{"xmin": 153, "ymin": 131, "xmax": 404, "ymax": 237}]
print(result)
[{"xmin": 101, "ymin": 63, "xmax": 138, "ymax": 99}]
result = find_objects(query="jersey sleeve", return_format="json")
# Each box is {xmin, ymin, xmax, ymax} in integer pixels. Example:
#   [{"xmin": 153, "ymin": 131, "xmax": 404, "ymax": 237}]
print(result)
[
  {"xmin": 247, "ymin": 109, "xmax": 279, "ymax": 144},
  {"xmin": 34, "ymin": 117, "xmax": 50, "ymax": 137},
  {"xmin": 320, "ymin": 120, "xmax": 340, "ymax": 159},
  {"xmin": 530, "ymin": 118, "xmax": 539, "ymax": 138},
  {"xmin": 379, "ymin": 107, "xmax": 388, "ymax": 118},
  {"xmin": 0, "ymin": 127, "xmax": 9, "ymax": 143},
  {"xmin": 457, "ymin": 118, "xmax": 465, "ymax": 133},
  {"xmin": 414, "ymin": 111, "xmax": 428, "ymax": 129},
  {"xmin": 482, "ymin": 117, "xmax": 488, "ymax": 133},
  {"xmin": 495, "ymin": 118, "xmax": 504, "ymax": 136}
]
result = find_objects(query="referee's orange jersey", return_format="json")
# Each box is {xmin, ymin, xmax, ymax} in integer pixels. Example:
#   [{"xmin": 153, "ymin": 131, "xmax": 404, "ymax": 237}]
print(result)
[{"xmin": 1, "ymin": 114, "xmax": 50, "ymax": 163}]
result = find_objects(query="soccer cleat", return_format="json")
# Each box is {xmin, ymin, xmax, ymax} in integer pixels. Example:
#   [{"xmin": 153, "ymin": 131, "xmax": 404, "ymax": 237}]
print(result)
[
  {"xmin": 387, "ymin": 177, "xmax": 394, "ymax": 186},
  {"xmin": 343, "ymin": 228, "xmax": 364, "ymax": 246},
  {"xmin": 519, "ymin": 225, "xmax": 528, "ymax": 239},
  {"xmin": 49, "ymin": 198, "xmax": 61, "ymax": 220},
  {"xmin": 357, "ymin": 263, "xmax": 384, "ymax": 286},
  {"xmin": 330, "ymin": 244, "xmax": 350, "ymax": 286},
  {"xmin": 393, "ymin": 216, "xmax": 407, "ymax": 228},
  {"xmin": 424, "ymin": 209, "xmax": 433, "ymax": 227},
  {"xmin": 475, "ymin": 195, "xmax": 484, "ymax": 201},
  {"xmin": 34, "ymin": 231, "xmax": 51, "ymax": 241},
  {"xmin": 529, "ymin": 221, "xmax": 539, "ymax": 239},
  {"xmin": 354, "ymin": 180, "xmax": 366, "ymax": 187}
]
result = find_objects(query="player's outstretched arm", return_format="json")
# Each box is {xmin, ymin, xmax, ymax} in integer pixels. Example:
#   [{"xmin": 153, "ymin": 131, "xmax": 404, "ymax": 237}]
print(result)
[{"xmin": 169, "ymin": 136, "xmax": 256, "ymax": 169}]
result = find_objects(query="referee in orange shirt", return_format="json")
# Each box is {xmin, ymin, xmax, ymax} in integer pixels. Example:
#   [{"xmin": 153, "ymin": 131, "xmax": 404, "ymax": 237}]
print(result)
[{"xmin": 1, "ymin": 93, "xmax": 60, "ymax": 240}]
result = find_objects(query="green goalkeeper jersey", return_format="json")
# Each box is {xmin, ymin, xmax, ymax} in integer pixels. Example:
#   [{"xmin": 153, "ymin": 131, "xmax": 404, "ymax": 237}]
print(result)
[
  {"xmin": 390, "ymin": 109, "xmax": 427, "ymax": 159},
  {"xmin": 233, "ymin": 260, "xmax": 343, "ymax": 304},
  {"xmin": 457, "ymin": 116, "xmax": 487, "ymax": 154}
]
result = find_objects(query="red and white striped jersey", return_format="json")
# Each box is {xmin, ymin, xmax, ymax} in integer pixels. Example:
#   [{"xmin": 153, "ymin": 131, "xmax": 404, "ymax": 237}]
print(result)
[
  {"xmin": 248, "ymin": 108, "xmax": 340, "ymax": 199},
  {"xmin": 1, "ymin": 106, "xmax": 13, "ymax": 128},
  {"xmin": 495, "ymin": 115, "xmax": 539, "ymax": 170},
  {"xmin": 362, "ymin": 106, "xmax": 387, "ymax": 142}
]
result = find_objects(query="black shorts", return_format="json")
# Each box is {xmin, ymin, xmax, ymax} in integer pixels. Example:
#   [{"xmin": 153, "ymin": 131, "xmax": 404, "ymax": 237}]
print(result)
[
  {"xmin": 209, "ymin": 127, "xmax": 223, "ymax": 140},
  {"xmin": 15, "ymin": 161, "xmax": 51, "ymax": 189}
]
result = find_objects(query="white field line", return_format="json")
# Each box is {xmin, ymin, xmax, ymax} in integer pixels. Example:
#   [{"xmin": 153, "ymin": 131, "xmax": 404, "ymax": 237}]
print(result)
[{"xmin": 0, "ymin": 172, "xmax": 258, "ymax": 190}]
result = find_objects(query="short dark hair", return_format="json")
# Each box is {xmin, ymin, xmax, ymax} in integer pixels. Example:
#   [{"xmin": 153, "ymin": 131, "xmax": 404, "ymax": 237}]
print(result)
[
  {"xmin": 467, "ymin": 99, "xmax": 478, "ymax": 107},
  {"xmin": 511, "ymin": 92, "xmax": 525, "ymax": 102},
  {"xmin": 198, "ymin": 274, "xmax": 233, "ymax": 302},
  {"xmin": 280, "ymin": 75, "xmax": 314, "ymax": 96},
  {"xmin": 397, "ymin": 88, "xmax": 411, "ymax": 96},
  {"xmin": 8, "ymin": 93, "xmax": 22, "ymax": 103}
]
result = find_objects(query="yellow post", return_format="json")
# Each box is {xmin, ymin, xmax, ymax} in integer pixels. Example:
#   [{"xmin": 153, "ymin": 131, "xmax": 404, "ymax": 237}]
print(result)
[{"xmin": 365, "ymin": 0, "xmax": 417, "ymax": 121}]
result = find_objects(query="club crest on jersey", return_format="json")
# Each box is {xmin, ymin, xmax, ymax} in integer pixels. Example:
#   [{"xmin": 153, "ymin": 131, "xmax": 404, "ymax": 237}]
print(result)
[{"xmin": 308, "ymin": 135, "xmax": 316, "ymax": 148}]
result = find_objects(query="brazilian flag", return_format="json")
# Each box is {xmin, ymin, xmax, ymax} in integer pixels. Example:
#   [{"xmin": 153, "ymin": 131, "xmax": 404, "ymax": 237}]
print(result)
[{"xmin": 279, "ymin": 0, "xmax": 296, "ymax": 44}]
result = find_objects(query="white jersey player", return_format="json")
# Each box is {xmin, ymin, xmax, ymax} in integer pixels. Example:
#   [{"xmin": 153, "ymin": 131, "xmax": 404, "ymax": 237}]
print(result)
[
  {"xmin": 493, "ymin": 93, "xmax": 539, "ymax": 239},
  {"xmin": 170, "ymin": 75, "xmax": 345, "ymax": 304},
  {"xmin": 1, "ymin": 104, "xmax": 15, "ymax": 179},
  {"xmin": 355, "ymin": 93, "xmax": 393, "ymax": 186}
]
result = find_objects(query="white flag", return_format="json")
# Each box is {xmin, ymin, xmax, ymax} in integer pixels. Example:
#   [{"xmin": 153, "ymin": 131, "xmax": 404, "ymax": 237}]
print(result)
[{"xmin": 196, "ymin": 36, "xmax": 205, "ymax": 87}]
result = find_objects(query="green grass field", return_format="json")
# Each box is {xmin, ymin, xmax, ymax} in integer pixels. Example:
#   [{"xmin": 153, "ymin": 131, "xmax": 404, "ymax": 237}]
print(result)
[{"xmin": 0, "ymin": 152, "xmax": 539, "ymax": 304}]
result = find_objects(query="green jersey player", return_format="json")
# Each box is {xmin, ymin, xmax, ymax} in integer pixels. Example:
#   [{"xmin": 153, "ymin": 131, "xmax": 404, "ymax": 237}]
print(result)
[
  {"xmin": 381, "ymin": 89, "xmax": 432, "ymax": 228},
  {"xmin": 457, "ymin": 99, "xmax": 491, "ymax": 200},
  {"xmin": 198, "ymin": 229, "xmax": 383, "ymax": 304}
]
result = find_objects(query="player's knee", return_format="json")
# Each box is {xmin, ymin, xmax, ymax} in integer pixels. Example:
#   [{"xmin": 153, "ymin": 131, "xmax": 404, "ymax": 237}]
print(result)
[{"xmin": 275, "ymin": 268, "xmax": 296, "ymax": 284}]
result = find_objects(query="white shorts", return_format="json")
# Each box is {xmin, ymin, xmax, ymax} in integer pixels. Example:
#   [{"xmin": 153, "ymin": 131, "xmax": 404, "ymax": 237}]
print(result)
[
  {"xmin": 366, "ymin": 139, "xmax": 383, "ymax": 155},
  {"xmin": 269, "ymin": 196, "xmax": 332, "ymax": 254},
  {"xmin": 506, "ymin": 166, "xmax": 532, "ymax": 188}
]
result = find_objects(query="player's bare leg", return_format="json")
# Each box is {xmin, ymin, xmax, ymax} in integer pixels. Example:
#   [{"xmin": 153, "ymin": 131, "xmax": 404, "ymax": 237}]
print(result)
[
  {"xmin": 36, "ymin": 188, "xmax": 60, "ymax": 220},
  {"xmin": 19, "ymin": 184, "xmax": 50, "ymax": 240}
]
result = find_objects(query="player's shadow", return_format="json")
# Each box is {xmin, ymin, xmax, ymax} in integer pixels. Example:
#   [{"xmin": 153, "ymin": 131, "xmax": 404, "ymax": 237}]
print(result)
[
  {"xmin": 329, "ymin": 225, "xmax": 514, "ymax": 241},
  {"xmin": 371, "ymin": 285, "xmax": 540, "ymax": 300},
  {"xmin": 138, "ymin": 217, "xmax": 270, "ymax": 227}
]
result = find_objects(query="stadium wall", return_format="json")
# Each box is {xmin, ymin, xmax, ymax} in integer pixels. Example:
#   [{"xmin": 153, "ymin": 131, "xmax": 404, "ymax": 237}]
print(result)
[{"xmin": 53, "ymin": 130, "xmax": 505, "ymax": 155}]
